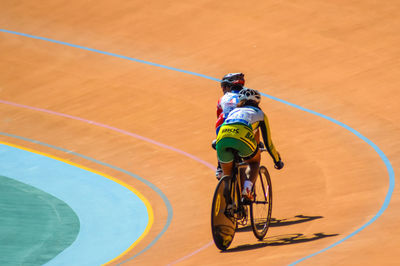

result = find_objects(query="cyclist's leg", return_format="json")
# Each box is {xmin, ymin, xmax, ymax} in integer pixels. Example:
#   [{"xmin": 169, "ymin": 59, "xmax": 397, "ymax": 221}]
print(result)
[
  {"xmin": 239, "ymin": 152, "xmax": 259, "ymax": 201},
  {"xmin": 234, "ymin": 136, "xmax": 259, "ymax": 185},
  {"xmin": 215, "ymin": 138, "xmax": 235, "ymax": 177},
  {"xmin": 239, "ymin": 167, "xmax": 246, "ymax": 191},
  {"xmin": 220, "ymin": 161, "xmax": 233, "ymax": 177},
  {"xmin": 245, "ymin": 150, "xmax": 261, "ymax": 184}
]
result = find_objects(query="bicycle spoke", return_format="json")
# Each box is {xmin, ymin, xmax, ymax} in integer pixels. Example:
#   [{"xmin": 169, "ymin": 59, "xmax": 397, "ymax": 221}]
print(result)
[{"xmin": 250, "ymin": 166, "xmax": 272, "ymax": 240}]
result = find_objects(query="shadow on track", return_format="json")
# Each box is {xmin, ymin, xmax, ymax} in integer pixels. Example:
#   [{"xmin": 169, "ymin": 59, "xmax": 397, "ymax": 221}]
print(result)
[
  {"xmin": 223, "ymin": 232, "xmax": 339, "ymax": 252},
  {"xmin": 271, "ymin": 215, "xmax": 324, "ymax": 227},
  {"xmin": 237, "ymin": 214, "xmax": 323, "ymax": 233}
]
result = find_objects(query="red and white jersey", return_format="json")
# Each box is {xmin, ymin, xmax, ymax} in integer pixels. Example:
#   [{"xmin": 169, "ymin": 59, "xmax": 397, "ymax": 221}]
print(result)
[
  {"xmin": 216, "ymin": 92, "xmax": 240, "ymax": 118},
  {"xmin": 215, "ymin": 91, "xmax": 240, "ymax": 134}
]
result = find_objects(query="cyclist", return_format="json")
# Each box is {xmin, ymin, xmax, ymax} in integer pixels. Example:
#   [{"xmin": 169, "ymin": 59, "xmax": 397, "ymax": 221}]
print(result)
[
  {"xmin": 215, "ymin": 88, "xmax": 284, "ymax": 201},
  {"xmin": 216, "ymin": 73, "xmax": 245, "ymax": 133},
  {"xmin": 215, "ymin": 73, "xmax": 244, "ymax": 179}
]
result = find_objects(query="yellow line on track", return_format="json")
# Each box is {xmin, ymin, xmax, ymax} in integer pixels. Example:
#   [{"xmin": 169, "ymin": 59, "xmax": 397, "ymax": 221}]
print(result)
[{"xmin": 0, "ymin": 141, "xmax": 154, "ymax": 265}]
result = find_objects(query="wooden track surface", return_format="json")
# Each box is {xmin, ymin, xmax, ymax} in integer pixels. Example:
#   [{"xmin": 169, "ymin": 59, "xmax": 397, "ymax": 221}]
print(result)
[{"xmin": 1, "ymin": 1, "xmax": 399, "ymax": 265}]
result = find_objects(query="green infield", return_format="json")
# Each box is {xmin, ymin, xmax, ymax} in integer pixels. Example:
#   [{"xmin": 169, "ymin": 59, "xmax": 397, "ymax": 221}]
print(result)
[{"xmin": 0, "ymin": 175, "xmax": 80, "ymax": 265}]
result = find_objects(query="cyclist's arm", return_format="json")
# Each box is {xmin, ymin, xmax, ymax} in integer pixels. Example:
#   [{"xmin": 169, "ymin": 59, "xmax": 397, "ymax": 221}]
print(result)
[
  {"xmin": 215, "ymin": 113, "xmax": 225, "ymax": 135},
  {"xmin": 254, "ymin": 128, "xmax": 260, "ymax": 144},
  {"xmin": 259, "ymin": 114, "xmax": 281, "ymax": 163},
  {"xmin": 216, "ymin": 99, "xmax": 223, "ymax": 118}
]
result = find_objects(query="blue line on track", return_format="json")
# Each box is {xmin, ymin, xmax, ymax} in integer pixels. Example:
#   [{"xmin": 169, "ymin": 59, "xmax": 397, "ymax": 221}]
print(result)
[
  {"xmin": 0, "ymin": 29, "xmax": 219, "ymax": 82},
  {"xmin": 259, "ymin": 93, "xmax": 395, "ymax": 265},
  {"xmin": 0, "ymin": 29, "xmax": 395, "ymax": 264}
]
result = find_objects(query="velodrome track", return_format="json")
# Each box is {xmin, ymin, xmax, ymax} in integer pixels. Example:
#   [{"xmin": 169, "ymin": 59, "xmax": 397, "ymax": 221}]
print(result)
[{"xmin": 1, "ymin": 1, "xmax": 399, "ymax": 265}]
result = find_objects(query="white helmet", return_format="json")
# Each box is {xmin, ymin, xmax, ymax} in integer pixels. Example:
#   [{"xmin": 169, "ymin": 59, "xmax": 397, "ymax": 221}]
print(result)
[{"xmin": 238, "ymin": 88, "xmax": 261, "ymax": 103}]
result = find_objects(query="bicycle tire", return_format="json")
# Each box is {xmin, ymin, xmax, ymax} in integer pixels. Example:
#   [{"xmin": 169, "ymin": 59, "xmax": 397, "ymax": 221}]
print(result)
[
  {"xmin": 211, "ymin": 175, "xmax": 237, "ymax": 250},
  {"xmin": 250, "ymin": 166, "xmax": 272, "ymax": 240}
]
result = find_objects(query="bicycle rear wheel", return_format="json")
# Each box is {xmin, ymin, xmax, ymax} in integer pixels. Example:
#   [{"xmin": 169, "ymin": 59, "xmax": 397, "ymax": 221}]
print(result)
[
  {"xmin": 250, "ymin": 166, "xmax": 272, "ymax": 240},
  {"xmin": 211, "ymin": 175, "xmax": 237, "ymax": 250}
]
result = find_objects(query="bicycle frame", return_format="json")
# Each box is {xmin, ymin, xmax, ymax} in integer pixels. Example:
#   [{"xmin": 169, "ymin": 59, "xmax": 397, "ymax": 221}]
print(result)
[
  {"xmin": 226, "ymin": 147, "xmax": 268, "ymax": 223},
  {"xmin": 224, "ymin": 151, "xmax": 250, "ymax": 224}
]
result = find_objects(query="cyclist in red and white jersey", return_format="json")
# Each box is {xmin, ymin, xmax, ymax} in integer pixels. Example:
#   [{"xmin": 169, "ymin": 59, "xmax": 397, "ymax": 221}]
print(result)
[
  {"xmin": 216, "ymin": 73, "xmax": 244, "ymax": 134},
  {"xmin": 215, "ymin": 73, "xmax": 244, "ymax": 179}
]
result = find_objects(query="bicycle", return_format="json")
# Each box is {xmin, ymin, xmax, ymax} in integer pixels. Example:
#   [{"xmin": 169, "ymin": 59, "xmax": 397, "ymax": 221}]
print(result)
[{"xmin": 211, "ymin": 145, "xmax": 273, "ymax": 250}]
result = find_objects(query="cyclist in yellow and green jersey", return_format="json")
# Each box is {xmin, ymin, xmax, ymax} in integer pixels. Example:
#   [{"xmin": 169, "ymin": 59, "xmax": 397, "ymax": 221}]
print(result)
[{"xmin": 216, "ymin": 88, "xmax": 284, "ymax": 200}]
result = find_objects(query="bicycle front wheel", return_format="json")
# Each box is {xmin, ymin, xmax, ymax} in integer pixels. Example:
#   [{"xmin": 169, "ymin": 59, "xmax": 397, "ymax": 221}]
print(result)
[
  {"xmin": 250, "ymin": 166, "xmax": 272, "ymax": 240},
  {"xmin": 211, "ymin": 176, "xmax": 237, "ymax": 250}
]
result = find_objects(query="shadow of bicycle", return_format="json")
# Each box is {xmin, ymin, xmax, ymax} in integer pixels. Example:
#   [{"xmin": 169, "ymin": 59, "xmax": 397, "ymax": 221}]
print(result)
[
  {"xmin": 224, "ymin": 232, "xmax": 339, "ymax": 252},
  {"xmin": 236, "ymin": 214, "xmax": 323, "ymax": 232},
  {"xmin": 270, "ymin": 214, "xmax": 324, "ymax": 227}
]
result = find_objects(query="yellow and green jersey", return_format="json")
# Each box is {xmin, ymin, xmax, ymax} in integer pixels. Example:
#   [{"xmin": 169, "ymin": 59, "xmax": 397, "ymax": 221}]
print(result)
[{"xmin": 220, "ymin": 106, "xmax": 281, "ymax": 163}]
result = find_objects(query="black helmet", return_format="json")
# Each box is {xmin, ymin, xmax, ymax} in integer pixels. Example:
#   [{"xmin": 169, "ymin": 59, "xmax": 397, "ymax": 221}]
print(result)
[{"xmin": 221, "ymin": 73, "xmax": 245, "ymax": 90}]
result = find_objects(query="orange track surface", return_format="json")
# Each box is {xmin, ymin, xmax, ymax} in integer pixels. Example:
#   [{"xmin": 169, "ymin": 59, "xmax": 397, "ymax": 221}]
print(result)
[{"xmin": 1, "ymin": 1, "xmax": 399, "ymax": 265}]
